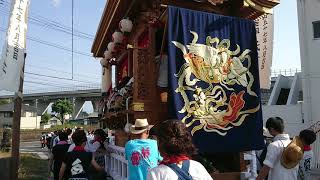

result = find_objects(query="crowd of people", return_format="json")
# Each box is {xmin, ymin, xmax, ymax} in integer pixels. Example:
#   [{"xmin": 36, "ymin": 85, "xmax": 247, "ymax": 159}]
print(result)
[
  {"xmin": 125, "ymin": 117, "xmax": 317, "ymax": 180},
  {"xmin": 45, "ymin": 127, "xmax": 108, "ymax": 180},
  {"xmin": 45, "ymin": 117, "xmax": 317, "ymax": 180},
  {"xmin": 256, "ymin": 117, "xmax": 317, "ymax": 180},
  {"xmin": 125, "ymin": 118, "xmax": 212, "ymax": 180}
]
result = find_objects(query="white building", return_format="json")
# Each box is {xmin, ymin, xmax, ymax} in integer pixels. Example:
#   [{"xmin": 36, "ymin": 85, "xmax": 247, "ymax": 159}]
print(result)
[
  {"xmin": 297, "ymin": 0, "xmax": 320, "ymax": 169},
  {"xmin": 0, "ymin": 103, "xmax": 41, "ymax": 129},
  {"xmin": 264, "ymin": 0, "xmax": 320, "ymax": 169}
]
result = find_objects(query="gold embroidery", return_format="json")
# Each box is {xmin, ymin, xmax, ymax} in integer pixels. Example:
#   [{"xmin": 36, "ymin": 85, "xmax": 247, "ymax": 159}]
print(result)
[{"xmin": 172, "ymin": 31, "xmax": 260, "ymax": 136}]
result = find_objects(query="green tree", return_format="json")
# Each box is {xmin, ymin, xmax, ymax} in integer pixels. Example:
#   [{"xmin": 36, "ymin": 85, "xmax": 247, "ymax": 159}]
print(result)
[
  {"xmin": 51, "ymin": 99, "xmax": 73, "ymax": 125},
  {"xmin": 40, "ymin": 112, "xmax": 51, "ymax": 124},
  {"xmin": 0, "ymin": 99, "xmax": 10, "ymax": 105}
]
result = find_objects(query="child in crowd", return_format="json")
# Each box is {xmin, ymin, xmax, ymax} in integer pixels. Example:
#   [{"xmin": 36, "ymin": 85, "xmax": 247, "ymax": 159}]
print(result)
[{"xmin": 298, "ymin": 129, "xmax": 317, "ymax": 180}]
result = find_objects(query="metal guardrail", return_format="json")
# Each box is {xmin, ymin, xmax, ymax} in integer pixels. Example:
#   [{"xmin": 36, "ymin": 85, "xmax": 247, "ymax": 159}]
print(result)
[
  {"xmin": 23, "ymin": 84, "xmax": 101, "ymax": 94},
  {"xmin": 0, "ymin": 84, "xmax": 102, "ymax": 98},
  {"xmin": 105, "ymin": 145, "xmax": 128, "ymax": 180},
  {"xmin": 309, "ymin": 121, "xmax": 320, "ymax": 134},
  {"xmin": 310, "ymin": 168, "xmax": 320, "ymax": 180},
  {"xmin": 270, "ymin": 69, "xmax": 301, "ymax": 77}
]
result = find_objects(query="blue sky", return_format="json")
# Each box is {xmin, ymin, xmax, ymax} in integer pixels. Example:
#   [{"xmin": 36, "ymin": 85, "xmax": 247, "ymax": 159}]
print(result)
[
  {"xmin": 0, "ymin": 0, "xmax": 106, "ymax": 112},
  {"xmin": 272, "ymin": 0, "xmax": 301, "ymax": 72},
  {"xmin": 0, "ymin": 0, "xmax": 301, "ymax": 112},
  {"xmin": 1, "ymin": 0, "xmax": 105, "ymax": 92}
]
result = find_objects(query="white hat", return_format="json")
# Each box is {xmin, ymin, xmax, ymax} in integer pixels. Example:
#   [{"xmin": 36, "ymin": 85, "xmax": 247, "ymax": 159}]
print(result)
[{"xmin": 130, "ymin": 119, "xmax": 152, "ymax": 134}]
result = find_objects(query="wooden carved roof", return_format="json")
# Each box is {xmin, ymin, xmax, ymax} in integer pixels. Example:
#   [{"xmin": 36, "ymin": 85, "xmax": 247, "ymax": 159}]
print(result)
[{"xmin": 91, "ymin": 0, "xmax": 280, "ymax": 57}]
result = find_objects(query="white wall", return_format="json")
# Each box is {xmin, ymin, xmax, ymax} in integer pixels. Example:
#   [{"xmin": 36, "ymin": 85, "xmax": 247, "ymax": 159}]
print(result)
[
  {"xmin": 262, "ymin": 104, "xmax": 307, "ymax": 136},
  {"xmin": 0, "ymin": 116, "xmax": 41, "ymax": 129},
  {"xmin": 297, "ymin": 0, "xmax": 320, "ymax": 168},
  {"xmin": 297, "ymin": 0, "xmax": 320, "ymax": 124},
  {"xmin": 268, "ymin": 75, "xmax": 292, "ymax": 105},
  {"xmin": 20, "ymin": 116, "xmax": 41, "ymax": 129}
]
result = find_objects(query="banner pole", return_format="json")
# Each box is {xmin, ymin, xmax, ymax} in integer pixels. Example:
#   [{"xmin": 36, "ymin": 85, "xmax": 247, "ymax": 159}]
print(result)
[{"xmin": 10, "ymin": 53, "xmax": 26, "ymax": 180}]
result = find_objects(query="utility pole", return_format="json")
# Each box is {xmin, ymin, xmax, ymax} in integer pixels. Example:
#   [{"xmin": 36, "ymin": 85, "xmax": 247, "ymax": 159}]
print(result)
[
  {"xmin": 10, "ymin": 53, "xmax": 26, "ymax": 180},
  {"xmin": 0, "ymin": 0, "xmax": 29, "ymax": 178},
  {"xmin": 35, "ymin": 99, "xmax": 38, "ymax": 129}
]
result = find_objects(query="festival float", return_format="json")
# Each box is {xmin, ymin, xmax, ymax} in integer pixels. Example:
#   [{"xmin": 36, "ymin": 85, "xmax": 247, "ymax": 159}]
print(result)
[{"xmin": 91, "ymin": 0, "xmax": 280, "ymax": 179}]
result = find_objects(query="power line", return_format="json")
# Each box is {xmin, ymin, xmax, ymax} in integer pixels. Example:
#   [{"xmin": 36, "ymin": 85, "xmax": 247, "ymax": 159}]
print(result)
[
  {"xmin": 26, "ymin": 64, "xmax": 100, "ymax": 79},
  {"xmin": 25, "ymin": 80, "xmax": 67, "ymax": 88},
  {"xmin": 24, "ymin": 80, "xmax": 100, "ymax": 93},
  {"xmin": 0, "ymin": 1, "xmax": 101, "ymax": 87},
  {"xmin": 24, "ymin": 75, "xmax": 100, "ymax": 88},
  {"xmin": 23, "ymin": 78, "xmax": 100, "ymax": 88},
  {"xmin": 23, "ymin": 82, "xmax": 101, "ymax": 93},
  {"xmin": 24, "ymin": 73, "xmax": 99, "ymax": 85},
  {"xmin": 0, "ymin": 27, "xmax": 93, "ymax": 57},
  {"xmin": 0, "ymin": 1, "xmax": 95, "ymax": 39},
  {"xmin": 24, "ymin": 77, "xmax": 99, "ymax": 88},
  {"xmin": 25, "ymin": 72, "xmax": 96, "ymax": 84},
  {"xmin": 0, "ymin": 9, "xmax": 80, "ymax": 38},
  {"xmin": 24, "ymin": 79, "xmax": 78, "ymax": 87}
]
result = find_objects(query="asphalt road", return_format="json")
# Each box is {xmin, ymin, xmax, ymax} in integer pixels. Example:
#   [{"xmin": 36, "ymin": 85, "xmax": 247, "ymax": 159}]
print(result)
[{"xmin": 20, "ymin": 141, "xmax": 49, "ymax": 159}]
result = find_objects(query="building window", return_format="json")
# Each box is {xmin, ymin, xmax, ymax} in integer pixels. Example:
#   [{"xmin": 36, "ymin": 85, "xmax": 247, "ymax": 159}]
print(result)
[
  {"xmin": 4, "ymin": 112, "xmax": 13, "ymax": 117},
  {"xmin": 313, "ymin": 21, "xmax": 320, "ymax": 39}
]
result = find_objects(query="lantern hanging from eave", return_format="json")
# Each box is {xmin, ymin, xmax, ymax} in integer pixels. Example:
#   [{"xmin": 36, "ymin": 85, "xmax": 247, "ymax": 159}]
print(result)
[
  {"xmin": 112, "ymin": 31, "xmax": 124, "ymax": 44},
  {"xmin": 108, "ymin": 42, "xmax": 116, "ymax": 52},
  {"xmin": 100, "ymin": 58, "xmax": 109, "ymax": 67},
  {"xmin": 119, "ymin": 18, "xmax": 133, "ymax": 33},
  {"xmin": 104, "ymin": 50, "xmax": 112, "ymax": 59}
]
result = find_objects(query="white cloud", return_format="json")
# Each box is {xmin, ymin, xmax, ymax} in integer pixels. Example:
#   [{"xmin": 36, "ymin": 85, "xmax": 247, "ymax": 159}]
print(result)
[{"xmin": 52, "ymin": 0, "xmax": 61, "ymax": 8}]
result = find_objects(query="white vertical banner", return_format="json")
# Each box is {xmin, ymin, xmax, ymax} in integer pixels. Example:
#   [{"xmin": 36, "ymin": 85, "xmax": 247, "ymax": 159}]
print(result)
[
  {"xmin": 0, "ymin": 0, "xmax": 30, "ymax": 92},
  {"xmin": 255, "ymin": 14, "xmax": 274, "ymax": 89}
]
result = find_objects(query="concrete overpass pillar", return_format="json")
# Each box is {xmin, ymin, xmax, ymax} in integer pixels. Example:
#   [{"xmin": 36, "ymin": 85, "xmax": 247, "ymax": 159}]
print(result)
[
  {"xmin": 36, "ymin": 99, "xmax": 52, "ymax": 115},
  {"xmin": 91, "ymin": 99, "xmax": 101, "ymax": 113},
  {"xmin": 72, "ymin": 98, "xmax": 85, "ymax": 120}
]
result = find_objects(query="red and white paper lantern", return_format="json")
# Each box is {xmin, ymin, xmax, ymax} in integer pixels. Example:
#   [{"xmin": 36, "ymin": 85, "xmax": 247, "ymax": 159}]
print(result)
[
  {"xmin": 112, "ymin": 31, "xmax": 124, "ymax": 44},
  {"xmin": 119, "ymin": 18, "xmax": 133, "ymax": 33},
  {"xmin": 107, "ymin": 42, "xmax": 116, "ymax": 52}
]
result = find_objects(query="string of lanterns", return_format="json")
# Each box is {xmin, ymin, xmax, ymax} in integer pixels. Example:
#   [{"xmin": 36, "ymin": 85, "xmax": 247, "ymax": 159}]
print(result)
[{"xmin": 100, "ymin": 18, "xmax": 133, "ymax": 67}]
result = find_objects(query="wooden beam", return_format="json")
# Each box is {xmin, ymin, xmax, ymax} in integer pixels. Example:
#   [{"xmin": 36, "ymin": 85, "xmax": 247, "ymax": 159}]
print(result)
[
  {"xmin": 96, "ymin": 0, "xmax": 122, "ymax": 57},
  {"xmin": 161, "ymin": 0, "xmax": 229, "ymax": 15}
]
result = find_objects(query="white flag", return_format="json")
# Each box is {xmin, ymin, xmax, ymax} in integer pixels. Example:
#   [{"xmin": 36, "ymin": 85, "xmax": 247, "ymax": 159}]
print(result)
[
  {"xmin": 0, "ymin": 0, "xmax": 30, "ymax": 92},
  {"xmin": 255, "ymin": 14, "xmax": 274, "ymax": 89}
]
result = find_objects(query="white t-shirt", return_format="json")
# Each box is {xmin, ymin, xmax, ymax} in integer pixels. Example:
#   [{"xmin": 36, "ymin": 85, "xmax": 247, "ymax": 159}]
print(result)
[
  {"xmin": 147, "ymin": 160, "xmax": 212, "ymax": 180},
  {"xmin": 298, "ymin": 150, "xmax": 313, "ymax": 180},
  {"xmin": 263, "ymin": 134, "xmax": 298, "ymax": 180}
]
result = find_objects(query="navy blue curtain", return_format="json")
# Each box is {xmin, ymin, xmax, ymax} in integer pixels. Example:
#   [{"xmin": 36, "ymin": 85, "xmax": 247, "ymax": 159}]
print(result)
[{"xmin": 168, "ymin": 6, "xmax": 264, "ymax": 153}]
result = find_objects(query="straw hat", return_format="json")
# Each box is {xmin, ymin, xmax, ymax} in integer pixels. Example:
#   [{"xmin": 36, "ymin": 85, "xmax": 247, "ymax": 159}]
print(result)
[
  {"xmin": 263, "ymin": 127, "xmax": 272, "ymax": 138},
  {"xmin": 130, "ymin": 119, "xmax": 152, "ymax": 134},
  {"xmin": 281, "ymin": 136, "xmax": 304, "ymax": 169}
]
